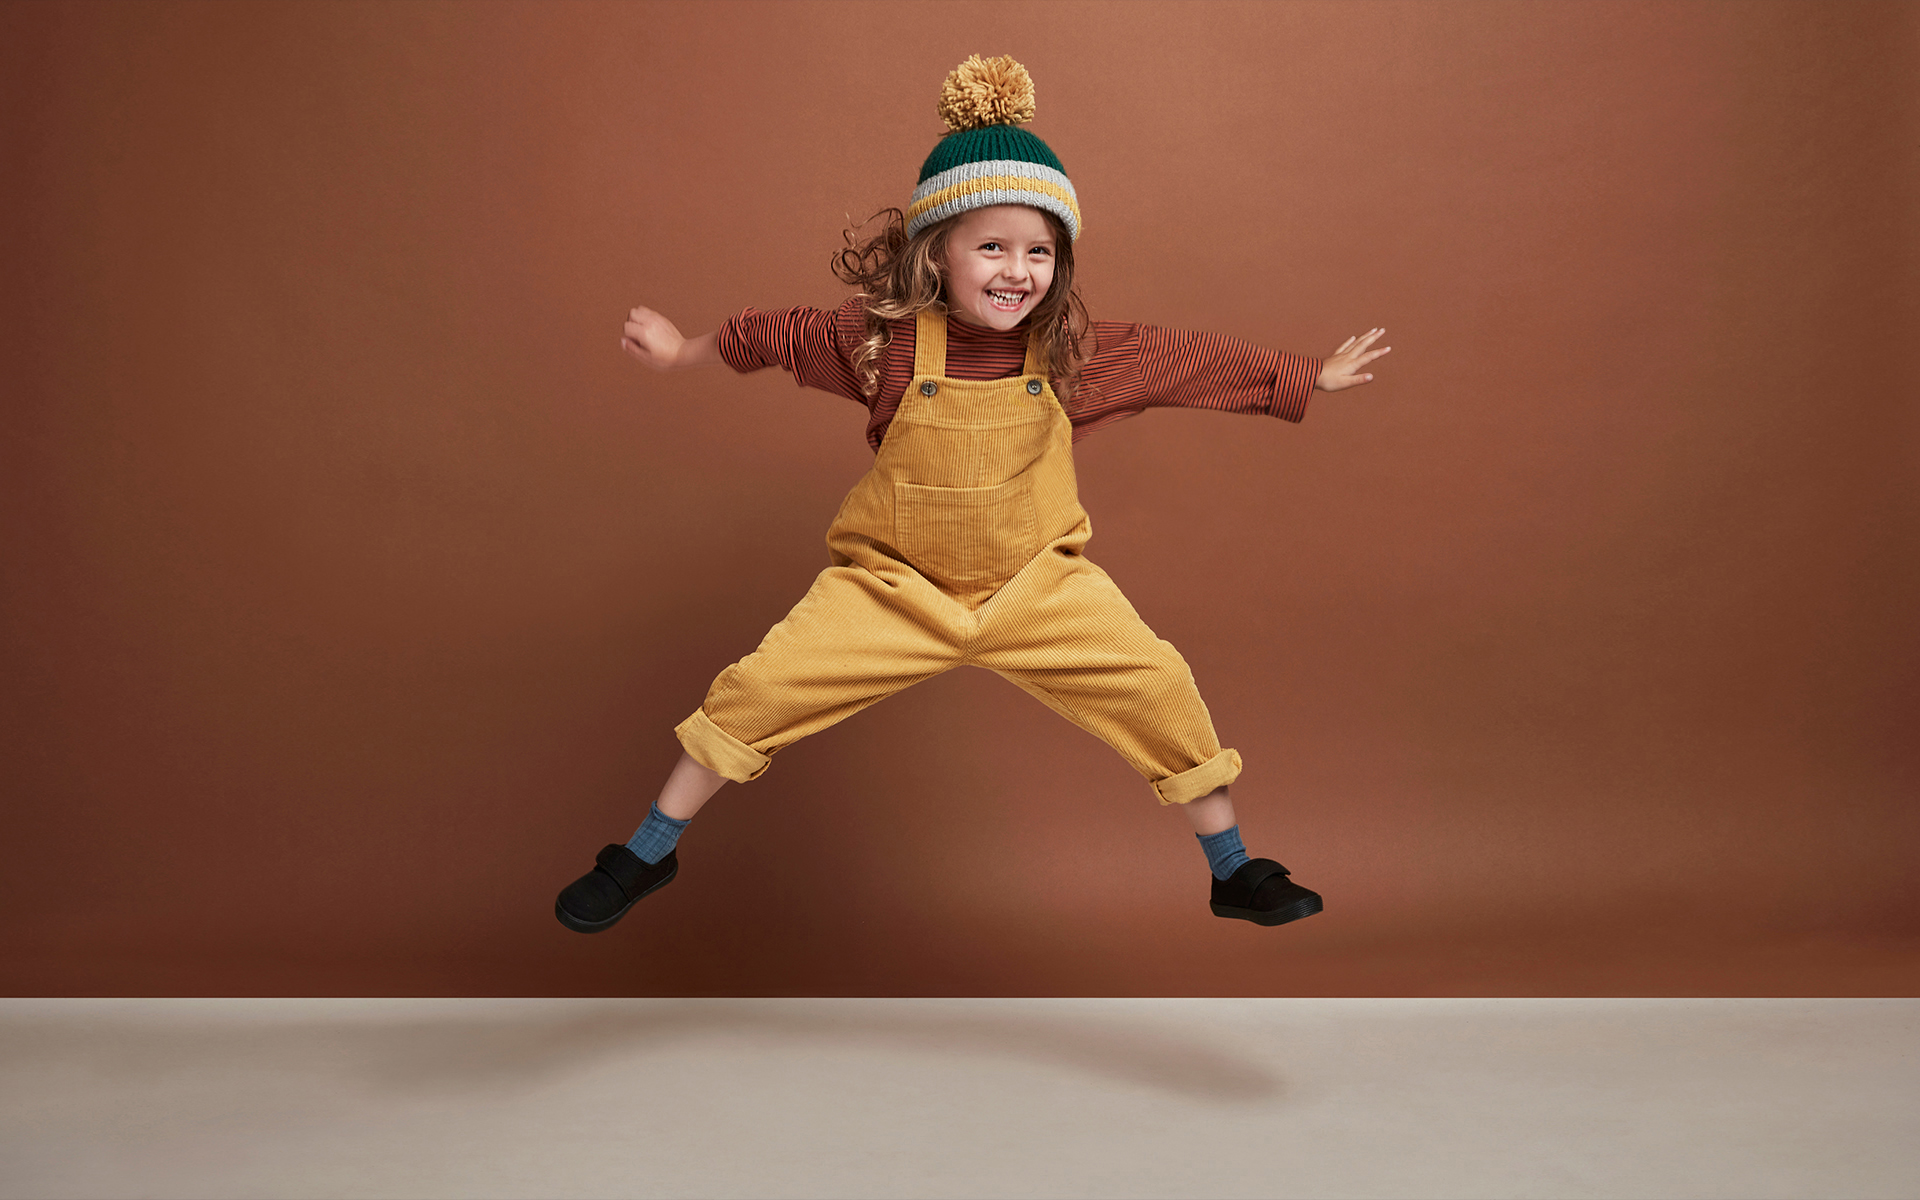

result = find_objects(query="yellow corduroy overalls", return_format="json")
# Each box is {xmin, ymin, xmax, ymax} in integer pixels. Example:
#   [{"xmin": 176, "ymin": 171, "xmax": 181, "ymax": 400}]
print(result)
[{"xmin": 674, "ymin": 307, "xmax": 1242, "ymax": 806}]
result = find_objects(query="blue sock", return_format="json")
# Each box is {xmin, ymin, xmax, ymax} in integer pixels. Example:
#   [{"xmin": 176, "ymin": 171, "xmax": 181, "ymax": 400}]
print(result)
[
  {"xmin": 1197, "ymin": 825, "xmax": 1252, "ymax": 881},
  {"xmin": 625, "ymin": 801, "xmax": 691, "ymax": 864}
]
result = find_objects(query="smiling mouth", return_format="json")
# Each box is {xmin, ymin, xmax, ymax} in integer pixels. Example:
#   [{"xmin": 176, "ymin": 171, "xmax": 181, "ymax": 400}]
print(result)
[{"xmin": 986, "ymin": 289, "xmax": 1027, "ymax": 311}]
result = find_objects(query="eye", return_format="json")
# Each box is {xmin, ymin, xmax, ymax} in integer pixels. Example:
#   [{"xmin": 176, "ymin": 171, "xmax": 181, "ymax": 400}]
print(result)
[{"xmin": 979, "ymin": 241, "xmax": 1001, "ymax": 252}]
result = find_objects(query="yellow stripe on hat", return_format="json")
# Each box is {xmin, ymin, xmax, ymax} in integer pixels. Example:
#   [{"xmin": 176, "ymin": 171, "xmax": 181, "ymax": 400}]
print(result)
[{"xmin": 906, "ymin": 174, "xmax": 1083, "ymax": 229}]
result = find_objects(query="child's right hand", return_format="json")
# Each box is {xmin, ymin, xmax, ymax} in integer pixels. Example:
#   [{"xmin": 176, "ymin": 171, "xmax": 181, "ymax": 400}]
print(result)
[{"xmin": 620, "ymin": 306, "xmax": 688, "ymax": 370}]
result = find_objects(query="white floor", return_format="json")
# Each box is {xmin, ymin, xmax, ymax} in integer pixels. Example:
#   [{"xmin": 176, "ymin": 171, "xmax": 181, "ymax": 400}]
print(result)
[{"xmin": 0, "ymin": 998, "xmax": 1914, "ymax": 1199}]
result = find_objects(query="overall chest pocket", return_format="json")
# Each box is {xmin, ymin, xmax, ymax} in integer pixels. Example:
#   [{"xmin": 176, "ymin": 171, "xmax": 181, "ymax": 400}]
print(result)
[{"xmin": 893, "ymin": 476, "xmax": 1039, "ymax": 586}]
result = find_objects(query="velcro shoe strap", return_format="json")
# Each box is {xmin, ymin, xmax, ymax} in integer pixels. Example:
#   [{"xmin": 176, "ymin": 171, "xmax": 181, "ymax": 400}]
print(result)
[
  {"xmin": 1230, "ymin": 857, "xmax": 1290, "ymax": 896},
  {"xmin": 594, "ymin": 843, "xmax": 648, "ymax": 898}
]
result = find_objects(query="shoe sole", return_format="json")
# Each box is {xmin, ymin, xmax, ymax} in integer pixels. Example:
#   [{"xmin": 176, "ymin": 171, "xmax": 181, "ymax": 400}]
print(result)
[
  {"xmin": 554, "ymin": 860, "xmax": 678, "ymax": 933},
  {"xmin": 1210, "ymin": 892, "xmax": 1323, "ymax": 927}
]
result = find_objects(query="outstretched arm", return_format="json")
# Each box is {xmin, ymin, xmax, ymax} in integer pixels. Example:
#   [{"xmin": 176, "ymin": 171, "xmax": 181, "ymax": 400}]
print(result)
[
  {"xmin": 622, "ymin": 301, "xmax": 874, "ymax": 412},
  {"xmin": 620, "ymin": 305, "xmax": 721, "ymax": 371},
  {"xmin": 1315, "ymin": 328, "xmax": 1389, "ymax": 391}
]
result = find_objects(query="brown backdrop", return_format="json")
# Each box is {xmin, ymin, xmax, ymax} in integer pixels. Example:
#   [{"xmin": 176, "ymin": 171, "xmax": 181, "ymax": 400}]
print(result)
[{"xmin": 3, "ymin": 0, "xmax": 1915, "ymax": 996}]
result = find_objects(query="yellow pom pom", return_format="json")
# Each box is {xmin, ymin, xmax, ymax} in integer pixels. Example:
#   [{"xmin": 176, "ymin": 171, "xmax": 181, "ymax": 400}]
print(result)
[{"xmin": 937, "ymin": 54, "xmax": 1036, "ymax": 132}]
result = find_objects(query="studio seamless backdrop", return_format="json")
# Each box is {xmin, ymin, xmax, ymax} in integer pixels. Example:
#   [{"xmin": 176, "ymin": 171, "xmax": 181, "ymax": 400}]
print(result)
[{"xmin": 3, "ymin": 0, "xmax": 1916, "ymax": 995}]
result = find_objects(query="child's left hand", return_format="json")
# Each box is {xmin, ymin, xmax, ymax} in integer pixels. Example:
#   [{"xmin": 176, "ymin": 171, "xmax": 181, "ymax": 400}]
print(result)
[{"xmin": 1316, "ymin": 328, "xmax": 1390, "ymax": 391}]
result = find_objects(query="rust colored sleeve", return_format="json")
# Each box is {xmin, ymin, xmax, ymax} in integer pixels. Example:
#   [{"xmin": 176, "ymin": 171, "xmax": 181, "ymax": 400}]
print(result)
[
  {"xmin": 1067, "ymin": 321, "xmax": 1321, "ymax": 442},
  {"xmin": 714, "ymin": 298, "xmax": 873, "ymax": 409}
]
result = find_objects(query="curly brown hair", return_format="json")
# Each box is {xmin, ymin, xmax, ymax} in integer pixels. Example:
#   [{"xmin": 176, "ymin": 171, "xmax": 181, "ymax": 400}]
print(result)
[{"xmin": 831, "ymin": 207, "xmax": 1090, "ymax": 402}]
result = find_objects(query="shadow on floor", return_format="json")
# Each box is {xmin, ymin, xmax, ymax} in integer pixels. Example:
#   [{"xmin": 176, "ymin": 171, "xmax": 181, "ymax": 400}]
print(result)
[{"xmin": 0, "ymin": 1000, "xmax": 1283, "ymax": 1103}]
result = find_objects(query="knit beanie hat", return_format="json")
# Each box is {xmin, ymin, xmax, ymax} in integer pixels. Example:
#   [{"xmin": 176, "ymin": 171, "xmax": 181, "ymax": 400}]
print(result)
[{"xmin": 906, "ymin": 55, "xmax": 1082, "ymax": 242}]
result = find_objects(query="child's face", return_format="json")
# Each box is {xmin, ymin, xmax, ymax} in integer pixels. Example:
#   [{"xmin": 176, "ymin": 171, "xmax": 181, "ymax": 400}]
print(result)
[{"xmin": 940, "ymin": 205, "xmax": 1055, "ymax": 331}]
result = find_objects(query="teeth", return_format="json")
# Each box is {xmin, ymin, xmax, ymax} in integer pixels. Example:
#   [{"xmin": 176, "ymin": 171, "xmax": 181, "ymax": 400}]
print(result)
[{"xmin": 988, "ymin": 290, "xmax": 1024, "ymax": 304}]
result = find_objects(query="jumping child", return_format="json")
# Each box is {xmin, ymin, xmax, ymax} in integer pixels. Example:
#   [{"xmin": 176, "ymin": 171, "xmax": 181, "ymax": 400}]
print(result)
[{"xmin": 555, "ymin": 55, "xmax": 1389, "ymax": 934}]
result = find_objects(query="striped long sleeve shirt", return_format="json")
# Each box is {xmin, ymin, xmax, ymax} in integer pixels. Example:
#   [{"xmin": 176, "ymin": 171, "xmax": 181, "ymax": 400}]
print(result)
[{"xmin": 717, "ymin": 297, "xmax": 1322, "ymax": 453}]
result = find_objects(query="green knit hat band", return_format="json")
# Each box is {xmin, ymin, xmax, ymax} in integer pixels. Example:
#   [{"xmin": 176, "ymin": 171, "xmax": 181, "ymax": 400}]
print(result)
[{"xmin": 917, "ymin": 125, "xmax": 1064, "ymax": 183}]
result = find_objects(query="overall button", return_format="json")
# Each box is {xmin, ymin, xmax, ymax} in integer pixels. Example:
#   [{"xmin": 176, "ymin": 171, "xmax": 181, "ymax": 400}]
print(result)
[
  {"xmin": 1026, "ymin": 379, "xmax": 1043, "ymax": 395},
  {"xmin": 920, "ymin": 381, "xmax": 938, "ymax": 397}
]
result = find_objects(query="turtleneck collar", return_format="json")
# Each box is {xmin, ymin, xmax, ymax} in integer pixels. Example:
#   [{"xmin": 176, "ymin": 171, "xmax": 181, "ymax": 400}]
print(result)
[{"xmin": 943, "ymin": 311, "xmax": 1031, "ymax": 345}]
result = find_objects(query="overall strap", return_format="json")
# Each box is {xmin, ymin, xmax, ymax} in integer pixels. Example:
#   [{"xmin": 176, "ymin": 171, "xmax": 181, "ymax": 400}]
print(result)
[
  {"xmin": 913, "ymin": 306, "xmax": 947, "ymax": 379},
  {"xmin": 1021, "ymin": 325, "xmax": 1050, "ymax": 380}
]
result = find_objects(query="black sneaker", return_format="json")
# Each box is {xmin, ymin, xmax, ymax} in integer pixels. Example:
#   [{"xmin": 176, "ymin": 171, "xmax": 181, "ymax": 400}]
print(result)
[
  {"xmin": 1210, "ymin": 858, "xmax": 1322, "ymax": 926},
  {"xmin": 555, "ymin": 844, "xmax": 677, "ymax": 933}
]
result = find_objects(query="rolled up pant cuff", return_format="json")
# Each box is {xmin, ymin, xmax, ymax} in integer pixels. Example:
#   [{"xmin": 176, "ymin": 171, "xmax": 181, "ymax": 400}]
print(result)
[
  {"xmin": 674, "ymin": 709, "xmax": 773, "ymax": 783},
  {"xmin": 1152, "ymin": 747, "xmax": 1243, "ymax": 806}
]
